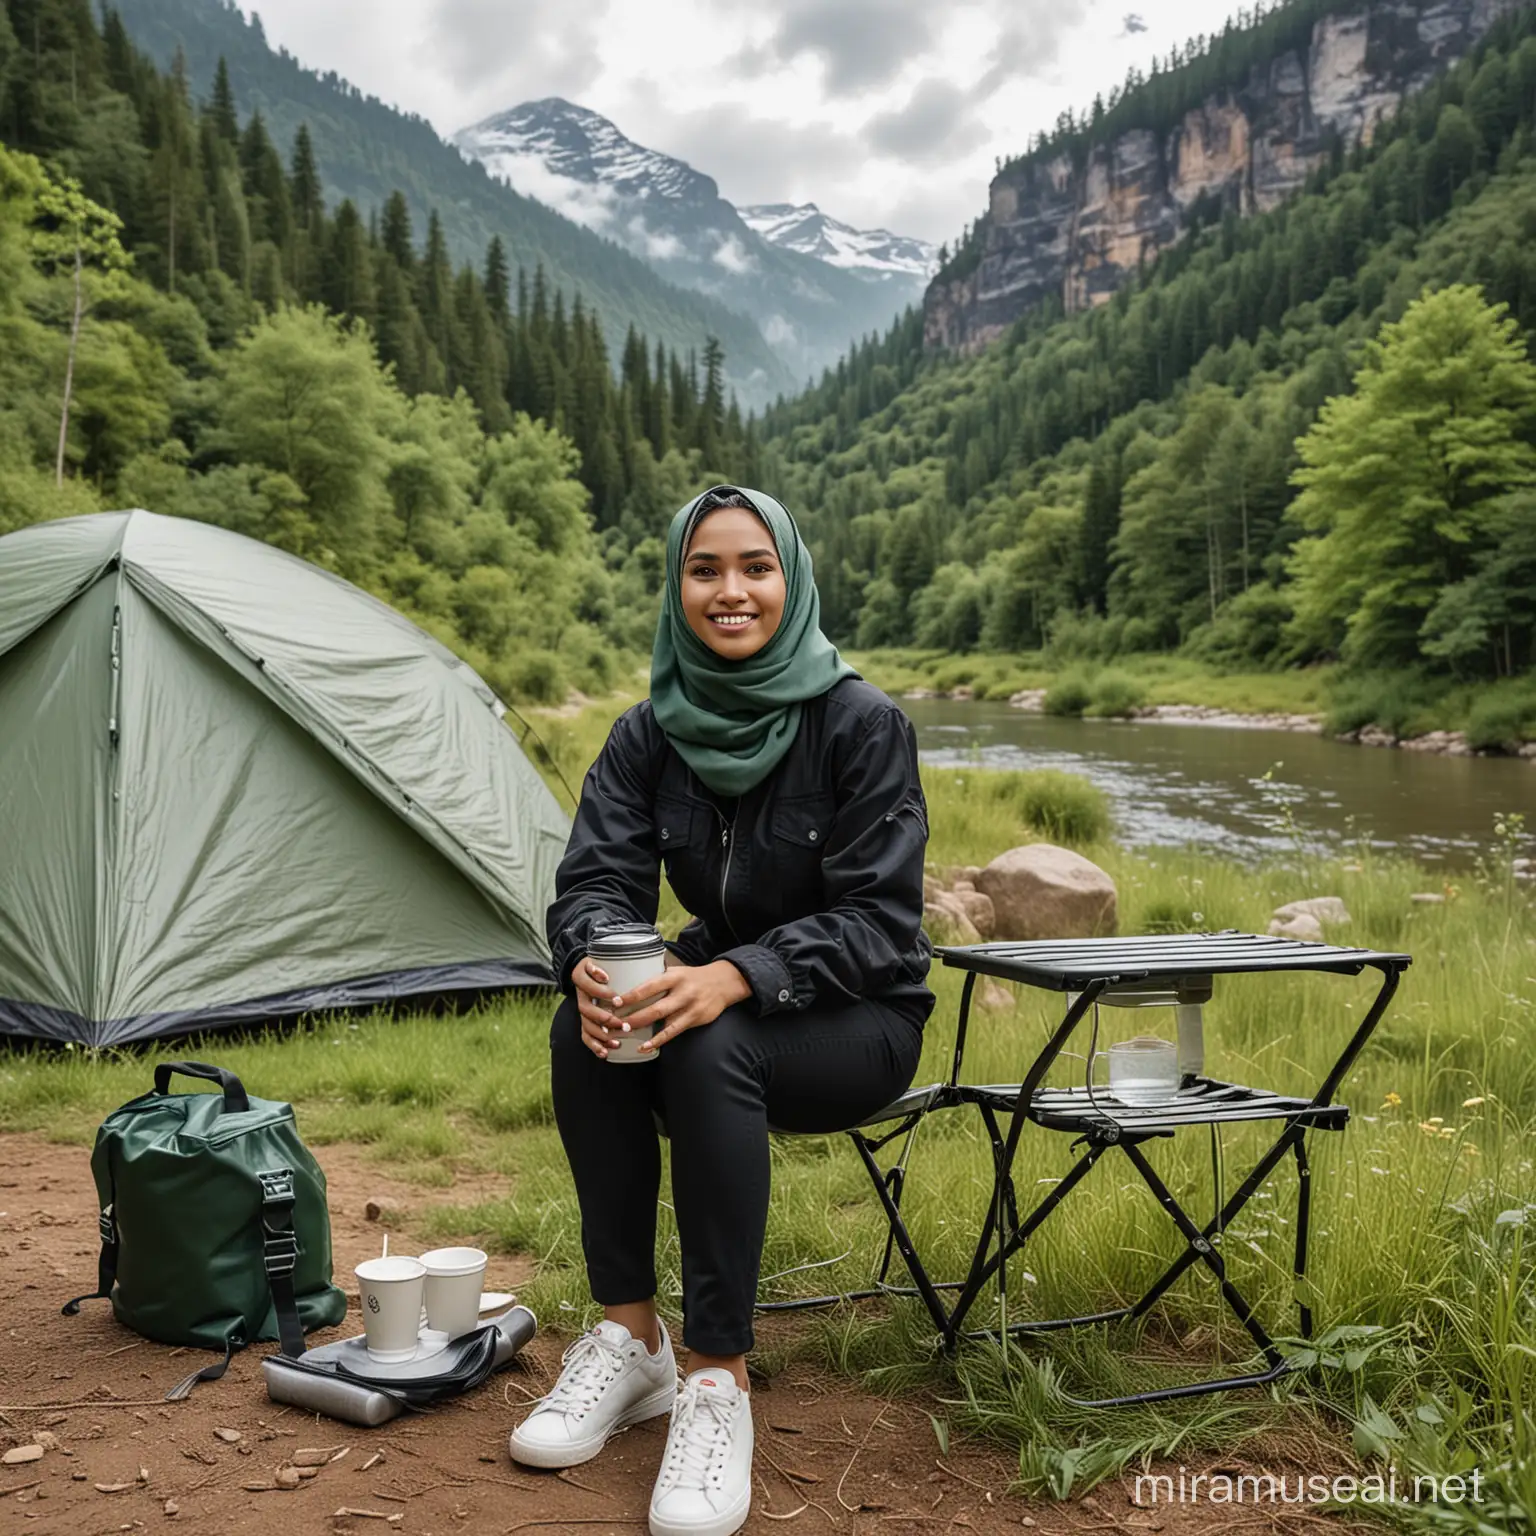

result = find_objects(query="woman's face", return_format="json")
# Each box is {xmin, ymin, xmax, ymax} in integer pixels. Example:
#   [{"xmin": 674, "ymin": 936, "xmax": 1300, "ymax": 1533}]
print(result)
[{"xmin": 681, "ymin": 507, "xmax": 787, "ymax": 660}]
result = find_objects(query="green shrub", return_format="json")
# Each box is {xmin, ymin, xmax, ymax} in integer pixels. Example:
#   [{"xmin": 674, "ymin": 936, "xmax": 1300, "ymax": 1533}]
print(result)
[
  {"xmin": 1322, "ymin": 671, "xmax": 1447, "ymax": 738},
  {"xmin": 1016, "ymin": 770, "xmax": 1111, "ymax": 843},
  {"xmin": 978, "ymin": 769, "xmax": 1111, "ymax": 845},
  {"xmin": 1466, "ymin": 693, "xmax": 1536, "ymax": 752},
  {"xmin": 1185, "ymin": 584, "xmax": 1294, "ymax": 669},
  {"xmin": 1085, "ymin": 669, "xmax": 1147, "ymax": 718},
  {"xmin": 504, "ymin": 648, "xmax": 568, "ymax": 705},
  {"xmin": 1043, "ymin": 671, "xmax": 1094, "ymax": 717}
]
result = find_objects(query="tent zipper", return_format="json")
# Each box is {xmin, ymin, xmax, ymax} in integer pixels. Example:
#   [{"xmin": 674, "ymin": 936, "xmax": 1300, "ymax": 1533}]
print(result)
[{"xmin": 108, "ymin": 606, "xmax": 121, "ymax": 748}]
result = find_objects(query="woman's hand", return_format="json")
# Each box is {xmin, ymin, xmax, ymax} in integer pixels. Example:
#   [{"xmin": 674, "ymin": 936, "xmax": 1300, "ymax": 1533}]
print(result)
[
  {"xmin": 571, "ymin": 957, "xmax": 629, "ymax": 1060},
  {"xmin": 617, "ymin": 962, "xmax": 751, "ymax": 1053}
]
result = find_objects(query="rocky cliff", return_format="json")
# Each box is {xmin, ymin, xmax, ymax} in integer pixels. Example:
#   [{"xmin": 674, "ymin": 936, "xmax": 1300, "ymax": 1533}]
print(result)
[{"xmin": 925, "ymin": 0, "xmax": 1523, "ymax": 351}]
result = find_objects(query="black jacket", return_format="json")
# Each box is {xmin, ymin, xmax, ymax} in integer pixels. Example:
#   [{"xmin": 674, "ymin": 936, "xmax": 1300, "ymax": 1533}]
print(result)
[{"xmin": 547, "ymin": 678, "xmax": 934, "ymax": 1023}]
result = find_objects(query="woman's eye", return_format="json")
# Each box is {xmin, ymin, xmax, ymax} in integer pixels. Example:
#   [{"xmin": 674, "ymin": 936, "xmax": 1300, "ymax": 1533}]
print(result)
[{"xmin": 689, "ymin": 565, "xmax": 716, "ymax": 578}]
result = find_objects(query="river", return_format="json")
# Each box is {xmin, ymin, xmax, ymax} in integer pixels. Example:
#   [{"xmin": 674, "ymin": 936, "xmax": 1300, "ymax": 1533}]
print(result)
[{"xmin": 902, "ymin": 698, "xmax": 1536, "ymax": 866}]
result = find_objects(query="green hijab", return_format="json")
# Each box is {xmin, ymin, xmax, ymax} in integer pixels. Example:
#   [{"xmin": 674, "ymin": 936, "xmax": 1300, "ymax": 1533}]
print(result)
[{"xmin": 650, "ymin": 486, "xmax": 856, "ymax": 797}]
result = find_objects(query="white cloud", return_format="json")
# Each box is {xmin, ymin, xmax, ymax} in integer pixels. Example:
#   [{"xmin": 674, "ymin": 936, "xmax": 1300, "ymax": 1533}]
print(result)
[
  {"xmin": 230, "ymin": 0, "xmax": 1251, "ymax": 244},
  {"xmin": 761, "ymin": 314, "xmax": 798, "ymax": 347},
  {"xmin": 473, "ymin": 150, "xmax": 619, "ymax": 230},
  {"xmin": 626, "ymin": 216, "xmax": 685, "ymax": 260},
  {"xmin": 711, "ymin": 234, "xmax": 758, "ymax": 275}
]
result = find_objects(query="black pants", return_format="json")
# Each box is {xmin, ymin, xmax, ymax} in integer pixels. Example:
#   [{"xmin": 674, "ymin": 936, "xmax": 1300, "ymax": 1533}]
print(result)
[{"xmin": 549, "ymin": 994, "xmax": 924, "ymax": 1354}]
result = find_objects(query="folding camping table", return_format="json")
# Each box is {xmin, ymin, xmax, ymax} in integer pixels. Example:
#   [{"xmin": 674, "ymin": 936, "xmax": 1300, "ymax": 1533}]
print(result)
[{"xmin": 758, "ymin": 932, "xmax": 1411, "ymax": 1407}]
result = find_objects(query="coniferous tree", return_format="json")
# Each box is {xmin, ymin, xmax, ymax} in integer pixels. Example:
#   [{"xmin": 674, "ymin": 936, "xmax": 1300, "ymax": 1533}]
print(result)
[
  {"xmin": 483, "ymin": 233, "xmax": 509, "ymax": 325},
  {"xmin": 208, "ymin": 56, "xmax": 238, "ymax": 145},
  {"xmin": 380, "ymin": 189, "xmax": 413, "ymax": 272},
  {"xmin": 322, "ymin": 197, "xmax": 374, "ymax": 324}
]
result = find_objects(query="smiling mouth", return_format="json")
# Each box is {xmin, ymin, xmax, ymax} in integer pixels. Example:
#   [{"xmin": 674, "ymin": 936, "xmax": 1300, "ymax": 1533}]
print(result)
[{"xmin": 708, "ymin": 613, "xmax": 758, "ymax": 629}]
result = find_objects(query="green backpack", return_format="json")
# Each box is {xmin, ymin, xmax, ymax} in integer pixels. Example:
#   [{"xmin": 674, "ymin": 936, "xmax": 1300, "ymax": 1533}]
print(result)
[{"xmin": 64, "ymin": 1061, "xmax": 347, "ymax": 1398}]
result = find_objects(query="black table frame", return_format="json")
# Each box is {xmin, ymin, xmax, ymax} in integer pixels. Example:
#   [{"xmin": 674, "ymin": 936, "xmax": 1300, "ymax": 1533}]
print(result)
[{"xmin": 757, "ymin": 932, "xmax": 1411, "ymax": 1407}]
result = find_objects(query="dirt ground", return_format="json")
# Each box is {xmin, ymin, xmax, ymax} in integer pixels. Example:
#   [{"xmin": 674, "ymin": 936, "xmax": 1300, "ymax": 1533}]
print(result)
[{"xmin": 1, "ymin": 1132, "xmax": 1353, "ymax": 1536}]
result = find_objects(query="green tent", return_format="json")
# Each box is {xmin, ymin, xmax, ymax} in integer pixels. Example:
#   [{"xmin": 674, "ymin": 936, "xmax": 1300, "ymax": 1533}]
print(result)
[{"xmin": 0, "ymin": 510, "xmax": 569, "ymax": 1046}]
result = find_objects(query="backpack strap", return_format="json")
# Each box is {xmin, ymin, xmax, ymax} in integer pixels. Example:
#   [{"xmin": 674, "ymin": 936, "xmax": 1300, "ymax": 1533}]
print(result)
[
  {"xmin": 61, "ymin": 1201, "xmax": 119, "ymax": 1315},
  {"xmin": 257, "ymin": 1168, "xmax": 308, "ymax": 1361},
  {"xmin": 163, "ymin": 1334, "xmax": 240, "ymax": 1401}
]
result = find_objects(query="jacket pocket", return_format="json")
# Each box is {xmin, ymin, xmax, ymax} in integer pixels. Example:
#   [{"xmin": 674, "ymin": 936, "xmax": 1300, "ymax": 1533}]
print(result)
[
  {"xmin": 655, "ymin": 796, "xmax": 697, "ymax": 854},
  {"xmin": 771, "ymin": 793, "xmax": 835, "ymax": 850}
]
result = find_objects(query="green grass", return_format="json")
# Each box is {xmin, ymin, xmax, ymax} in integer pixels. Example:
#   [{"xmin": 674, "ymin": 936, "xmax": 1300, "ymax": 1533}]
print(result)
[{"xmin": 3, "ymin": 697, "xmax": 1532, "ymax": 1524}]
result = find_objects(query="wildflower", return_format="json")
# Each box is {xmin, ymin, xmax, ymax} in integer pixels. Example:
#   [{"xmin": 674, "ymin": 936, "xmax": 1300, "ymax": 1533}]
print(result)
[
  {"xmin": 1427, "ymin": 1116, "xmax": 1444, "ymax": 1124},
  {"xmin": 1462, "ymin": 1143, "xmax": 1481, "ymax": 1157},
  {"xmin": 1439, "ymin": 1127, "xmax": 1457, "ymax": 1139},
  {"xmin": 1418, "ymin": 1122, "xmax": 1441, "ymax": 1136},
  {"xmin": 1461, "ymin": 1096, "xmax": 1485, "ymax": 1108},
  {"xmin": 1382, "ymin": 1091, "xmax": 1402, "ymax": 1108}
]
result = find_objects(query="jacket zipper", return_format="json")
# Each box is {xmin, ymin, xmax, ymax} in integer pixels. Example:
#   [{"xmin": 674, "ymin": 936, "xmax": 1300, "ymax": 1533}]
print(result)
[{"xmin": 718, "ymin": 803, "xmax": 742, "ymax": 944}]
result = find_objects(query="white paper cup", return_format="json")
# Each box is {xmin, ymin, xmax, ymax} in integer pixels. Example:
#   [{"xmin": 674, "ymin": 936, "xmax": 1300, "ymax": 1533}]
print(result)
[
  {"xmin": 355, "ymin": 1255, "xmax": 427, "ymax": 1362},
  {"xmin": 588, "ymin": 926, "xmax": 667, "ymax": 1065},
  {"xmin": 420, "ymin": 1246, "xmax": 488, "ymax": 1339}
]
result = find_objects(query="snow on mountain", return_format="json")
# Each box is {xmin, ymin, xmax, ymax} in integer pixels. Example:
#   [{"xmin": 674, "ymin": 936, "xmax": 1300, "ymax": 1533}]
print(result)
[
  {"xmin": 453, "ymin": 98, "xmax": 717, "ymax": 234},
  {"xmin": 738, "ymin": 203, "xmax": 937, "ymax": 282},
  {"xmin": 453, "ymin": 99, "xmax": 931, "ymax": 380}
]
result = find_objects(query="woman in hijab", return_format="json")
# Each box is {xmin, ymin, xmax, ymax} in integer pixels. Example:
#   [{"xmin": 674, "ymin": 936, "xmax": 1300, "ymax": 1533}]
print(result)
[{"xmin": 511, "ymin": 486, "xmax": 933, "ymax": 1536}]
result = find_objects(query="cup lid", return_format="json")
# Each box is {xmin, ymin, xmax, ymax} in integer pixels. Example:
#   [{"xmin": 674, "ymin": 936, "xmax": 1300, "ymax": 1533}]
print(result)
[
  {"xmin": 355, "ymin": 1255, "xmax": 425, "ymax": 1281},
  {"xmin": 588, "ymin": 924, "xmax": 664, "ymax": 958},
  {"xmin": 419, "ymin": 1246, "xmax": 488, "ymax": 1276}
]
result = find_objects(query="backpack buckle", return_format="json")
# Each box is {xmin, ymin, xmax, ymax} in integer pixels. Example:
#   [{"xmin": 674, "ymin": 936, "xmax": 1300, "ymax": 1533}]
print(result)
[
  {"xmin": 261, "ymin": 1225, "xmax": 299, "ymax": 1276},
  {"xmin": 99, "ymin": 1204, "xmax": 116, "ymax": 1246},
  {"xmin": 257, "ymin": 1170, "xmax": 298, "ymax": 1276},
  {"xmin": 257, "ymin": 1169, "xmax": 295, "ymax": 1206}
]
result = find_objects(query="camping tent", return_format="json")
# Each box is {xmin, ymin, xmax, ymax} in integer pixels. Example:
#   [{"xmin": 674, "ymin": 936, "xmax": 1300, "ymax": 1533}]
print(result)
[{"xmin": 0, "ymin": 510, "xmax": 570, "ymax": 1046}]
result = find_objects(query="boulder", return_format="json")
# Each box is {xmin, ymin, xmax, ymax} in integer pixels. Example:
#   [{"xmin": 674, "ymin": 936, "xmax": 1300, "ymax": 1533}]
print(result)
[
  {"xmin": 975, "ymin": 844, "xmax": 1117, "ymax": 941},
  {"xmin": 1272, "ymin": 896, "xmax": 1351, "ymax": 927},
  {"xmin": 923, "ymin": 892, "xmax": 981, "ymax": 946},
  {"xmin": 942, "ymin": 865, "xmax": 983, "ymax": 888},
  {"xmin": 1268, "ymin": 912, "xmax": 1325, "ymax": 943},
  {"xmin": 977, "ymin": 979, "xmax": 1014, "ymax": 1011},
  {"xmin": 951, "ymin": 887, "xmax": 996, "ymax": 939},
  {"xmin": 922, "ymin": 874, "xmax": 944, "ymax": 904}
]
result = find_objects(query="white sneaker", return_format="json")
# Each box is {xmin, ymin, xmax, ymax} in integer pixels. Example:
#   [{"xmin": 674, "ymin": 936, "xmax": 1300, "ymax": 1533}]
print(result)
[
  {"xmin": 648, "ymin": 1368, "xmax": 753, "ymax": 1536},
  {"xmin": 509, "ymin": 1320, "xmax": 676, "ymax": 1468}
]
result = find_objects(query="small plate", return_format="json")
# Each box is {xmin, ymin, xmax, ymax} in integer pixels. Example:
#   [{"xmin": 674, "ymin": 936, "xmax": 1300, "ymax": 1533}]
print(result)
[
  {"xmin": 479, "ymin": 1291, "xmax": 515, "ymax": 1313},
  {"xmin": 322, "ymin": 1328, "xmax": 453, "ymax": 1380}
]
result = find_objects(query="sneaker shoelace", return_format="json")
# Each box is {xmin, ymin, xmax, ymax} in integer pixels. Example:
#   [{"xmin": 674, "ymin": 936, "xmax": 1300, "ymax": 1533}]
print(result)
[
  {"xmin": 541, "ymin": 1330, "xmax": 626, "ymax": 1416},
  {"xmin": 657, "ymin": 1381, "xmax": 735, "ymax": 1493}
]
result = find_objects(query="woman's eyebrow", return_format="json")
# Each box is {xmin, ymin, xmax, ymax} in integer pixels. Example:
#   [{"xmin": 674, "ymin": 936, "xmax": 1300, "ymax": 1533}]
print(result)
[{"xmin": 687, "ymin": 549, "xmax": 777, "ymax": 562}]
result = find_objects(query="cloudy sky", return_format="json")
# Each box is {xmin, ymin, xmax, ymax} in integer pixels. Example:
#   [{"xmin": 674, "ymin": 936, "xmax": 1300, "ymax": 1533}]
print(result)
[{"xmin": 243, "ymin": 0, "xmax": 1248, "ymax": 245}]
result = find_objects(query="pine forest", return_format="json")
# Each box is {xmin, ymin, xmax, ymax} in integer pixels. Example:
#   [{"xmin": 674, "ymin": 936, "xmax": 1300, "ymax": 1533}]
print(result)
[
  {"xmin": 3, "ymin": 0, "xmax": 1536, "ymax": 730},
  {"xmin": 0, "ymin": 0, "xmax": 760, "ymax": 705}
]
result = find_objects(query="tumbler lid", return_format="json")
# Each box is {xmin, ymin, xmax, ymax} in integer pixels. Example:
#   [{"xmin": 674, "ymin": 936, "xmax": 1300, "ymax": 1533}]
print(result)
[{"xmin": 588, "ymin": 924, "xmax": 665, "ymax": 960}]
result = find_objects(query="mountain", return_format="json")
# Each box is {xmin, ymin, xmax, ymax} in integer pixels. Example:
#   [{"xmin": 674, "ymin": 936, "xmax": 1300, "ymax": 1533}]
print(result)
[
  {"xmin": 111, "ymin": 0, "xmax": 797, "ymax": 405},
  {"xmin": 453, "ymin": 99, "xmax": 929, "ymax": 383},
  {"xmin": 757, "ymin": 0, "xmax": 1536, "ymax": 676},
  {"xmin": 737, "ymin": 203, "xmax": 936, "ymax": 283},
  {"xmin": 925, "ymin": 0, "xmax": 1526, "ymax": 351}
]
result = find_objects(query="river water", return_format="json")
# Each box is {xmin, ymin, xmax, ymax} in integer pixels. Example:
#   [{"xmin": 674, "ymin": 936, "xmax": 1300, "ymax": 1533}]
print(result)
[{"xmin": 902, "ymin": 698, "xmax": 1536, "ymax": 866}]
